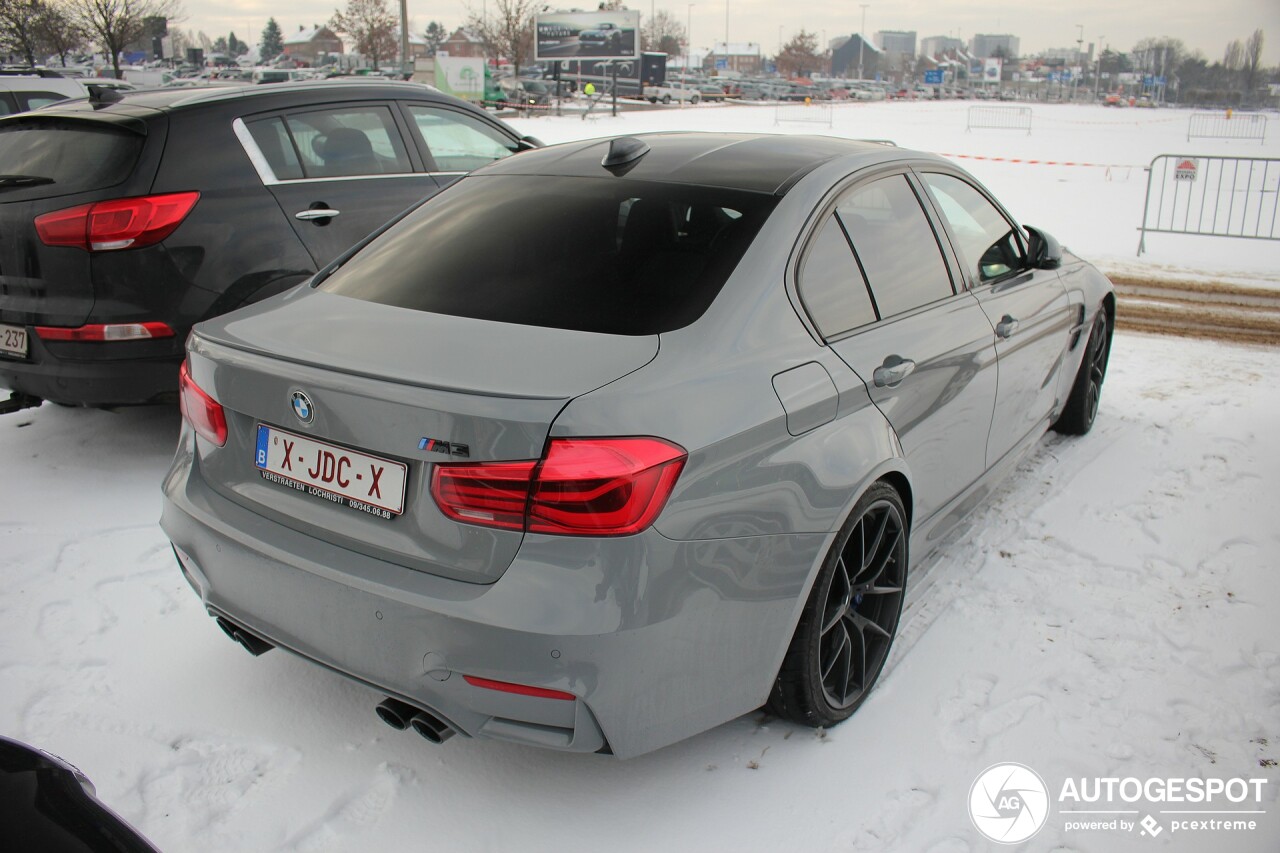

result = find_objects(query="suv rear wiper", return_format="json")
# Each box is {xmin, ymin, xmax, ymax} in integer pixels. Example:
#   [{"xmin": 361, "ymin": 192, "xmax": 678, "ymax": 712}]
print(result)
[{"xmin": 0, "ymin": 174, "xmax": 55, "ymax": 188}]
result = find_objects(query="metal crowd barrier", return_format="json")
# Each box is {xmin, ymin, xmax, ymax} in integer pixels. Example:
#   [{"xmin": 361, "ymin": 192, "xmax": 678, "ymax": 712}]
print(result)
[
  {"xmin": 1137, "ymin": 154, "xmax": 1280, "ymax": 255},
  {"xmin": 1187, "ymin": 111, "xmax": 1267, "ymax": 143},
  {"xmin": 775, "ymin": 102, "xmax": 834, "ymax": 128},
  {"xmin": 966, "ymin": 105, "xmax": 1032, "ymax": 134}
]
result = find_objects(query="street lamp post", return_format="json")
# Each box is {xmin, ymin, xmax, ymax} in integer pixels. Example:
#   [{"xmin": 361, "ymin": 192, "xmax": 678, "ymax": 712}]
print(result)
[
  {"xmin": 1093, "ymin": 36, "xmax": 1105, "ymax": 101},
  {"xmin": 686, "ymin": 3, "xmax": 694, "ymax": 74},
  {"xmin": 858, "ymin": 4, "xmax": 869, "ymax": 81}
]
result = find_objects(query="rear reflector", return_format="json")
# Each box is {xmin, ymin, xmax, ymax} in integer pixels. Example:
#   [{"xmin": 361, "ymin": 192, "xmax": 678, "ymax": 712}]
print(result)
[
  {"xmin": 35, "ymin": 191, "xmax": 200, "ymax": 251},
  {"xmin": 35, "ymin": 322, "xmax": 175, "ymax": 342},
  {"xmin": 179, "ymin": 361, "xmax": 227, "ymax": 446},
  {"xmin": 463, "ymin": 675, "xmax": 576, "ymax": 701},
  {"xmin": 431, "ymin": 437, "xmax": 686, "ymax": 537}
]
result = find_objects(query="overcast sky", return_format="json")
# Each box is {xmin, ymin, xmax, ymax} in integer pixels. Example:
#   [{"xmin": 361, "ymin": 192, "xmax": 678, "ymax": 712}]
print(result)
[{"xmin": 186, "ymin": 0, "xmax": 1280, "ymax": 65}]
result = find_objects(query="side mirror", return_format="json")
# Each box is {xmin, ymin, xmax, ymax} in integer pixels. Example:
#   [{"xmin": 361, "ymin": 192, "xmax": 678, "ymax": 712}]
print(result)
[{"xmin": 1025, "ymin": 225, "xmax": 1062, "ymax": 270}]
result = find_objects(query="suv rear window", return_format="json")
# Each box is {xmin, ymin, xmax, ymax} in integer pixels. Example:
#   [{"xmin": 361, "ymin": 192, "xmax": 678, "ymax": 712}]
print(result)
[
  {"xmin": 0, "ymin": 120, "xmax": 143, "ymax": 201},
  {"xmin": 317, "ymin": 174, "xmax": 779, "ymax": 335}
]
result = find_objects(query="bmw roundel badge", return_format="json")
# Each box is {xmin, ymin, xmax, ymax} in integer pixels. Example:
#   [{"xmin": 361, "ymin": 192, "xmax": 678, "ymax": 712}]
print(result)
[{"xmin": 291, "ymin": 390, "xmax": 314, "ymax": 424}]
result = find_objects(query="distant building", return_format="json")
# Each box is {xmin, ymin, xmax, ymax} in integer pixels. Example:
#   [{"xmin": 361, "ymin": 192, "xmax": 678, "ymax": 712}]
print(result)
[
  {"xmin": 971, "ymin": 33, "xmax": 1020, "ymax": 59},
  {"xmin": 705, "ymin": 42, "xmax": 763, "ymax": 75},
  {"xmin": 439, "ymin": 28, "xmax": 485, "ymax": 59},
  {"xmin": 394, "ymin": 29, "xmax": 429, "ymax": 62},
  {"xmin": 283, "ymin": 25, "xmax": 344, "ymax": 65},
  {"xmin": 126, "ymin": 16, "xmax": 168, "ymax": 60},
  {"xmin": 920, "ymin": 35, "xmax": 963, "ymax": 58},
  {"xmin": 875, "ymin": 30, "xmax": 917, "ymax": 56},
  {"xmin": 830, "ymin": 34, "xmax": 883, "ymax": 79}
]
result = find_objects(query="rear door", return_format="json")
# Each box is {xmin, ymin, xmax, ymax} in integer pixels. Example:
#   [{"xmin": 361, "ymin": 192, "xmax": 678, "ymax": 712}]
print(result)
[
  {"xmin": 237, "ymin": 103, "xmax": 440, "ymax": 267},
  {"xmin": 798, "ymin": 169, "xmax": 998, "ymax": 524},
  {"xmin": 916, "ymin": 170, "xmax": 1074, "ymax": 466}
]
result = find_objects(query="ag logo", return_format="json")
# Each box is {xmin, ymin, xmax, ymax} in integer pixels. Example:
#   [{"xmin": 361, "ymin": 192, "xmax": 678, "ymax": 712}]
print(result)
[{"xmin": 968, "ymin": 763, "xmax": 1050, "ymax": 844}]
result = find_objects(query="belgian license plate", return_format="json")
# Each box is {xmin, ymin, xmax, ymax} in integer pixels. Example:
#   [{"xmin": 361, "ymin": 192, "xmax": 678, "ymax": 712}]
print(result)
[
  {"xmin": 255, "ymin": 424, "xmax": 407, "ymax": 519},
  {"xmin": 0, "ymin": 324, "xmax": 28, "ymax": 358}
]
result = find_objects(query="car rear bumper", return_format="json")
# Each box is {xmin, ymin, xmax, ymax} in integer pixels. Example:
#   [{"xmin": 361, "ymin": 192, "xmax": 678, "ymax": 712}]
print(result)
[
  {"xmin": 0, "ymin": 332, "xmax": 182, "ymax": 406},
  {"xmin": 161, "ymin": 426, "xmax": 828, "ymax": 758}
]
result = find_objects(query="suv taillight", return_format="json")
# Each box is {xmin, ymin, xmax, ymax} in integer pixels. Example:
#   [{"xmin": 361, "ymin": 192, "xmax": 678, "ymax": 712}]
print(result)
[
  {"xmin": 179, "ymin": 361, "xmax": 227, "ymax": 446},
  {"xmin": 431, "ymin": 437, "xmax": 686, "ymax": 536},
  {"xmin": 35, "ymin": 192, "xmax": 200, "ymax": 251}
]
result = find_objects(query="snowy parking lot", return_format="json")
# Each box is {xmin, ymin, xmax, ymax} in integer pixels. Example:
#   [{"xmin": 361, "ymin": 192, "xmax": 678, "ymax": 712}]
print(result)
[{"xmin": 3, "ymin": 102, "xmax": 1278, "ymax": 850}]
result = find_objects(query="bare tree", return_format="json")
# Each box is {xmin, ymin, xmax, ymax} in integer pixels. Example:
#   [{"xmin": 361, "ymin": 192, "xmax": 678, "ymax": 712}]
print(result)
[
  {"xmin": 36, "ymin": 2, "xmax": 87, "ymax": 66},
  {"xmin": 0, "ymin": 0, "xmax": 48, "ymax": 66},
  {"xmin": 466, "ymin": 0, "xmax": 536, "ymax": 77},
  {"xmin": 641, "ymin": 8, "xmax": 683, "ymax": 57},
  {"xmin": 1243, "ymin": 29, "xmax": 1264, "ymax": 100},
  {"xmin": 330, "ymin": 0, "xmax": 396, "ymax": 71},
  {"xmin": 70, "ymin": 0, "xmax": 182, "ymax": 79},
  {"xmin": 776, "ymin": 29, "xmax": 818, "ymax": 78}
]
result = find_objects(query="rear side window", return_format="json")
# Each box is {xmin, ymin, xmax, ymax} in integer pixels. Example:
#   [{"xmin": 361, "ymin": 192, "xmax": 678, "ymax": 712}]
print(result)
[
  {"xmin": 283, "ymin": 106, "xmax": 411, "ymax": 178},
  {"xmin": 245, "ymin": 117, "xmax": 304, "ymax": 181},
  {"xmin": 836, "ymin": 175, "xmax": 953, "ymax": 318},
  {"xmin": 797, "ymin": 214, "xmax": 877, "ymax": 338},
  {"xmin": 0, "ymin": 120, "xmax": 143, "ymax": 200},
  {"xmin": 318, "ymin": 174, "xmax": 778, "ymax": 335}
]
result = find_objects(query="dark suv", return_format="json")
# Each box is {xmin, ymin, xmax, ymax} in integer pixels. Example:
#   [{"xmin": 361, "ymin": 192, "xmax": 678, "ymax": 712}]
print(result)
[{"xmin": 0, "ymin": 80, "xmax": 538, "ymax": 408}]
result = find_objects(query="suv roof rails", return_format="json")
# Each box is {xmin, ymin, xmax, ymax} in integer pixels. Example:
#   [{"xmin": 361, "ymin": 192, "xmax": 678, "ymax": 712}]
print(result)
[{"xmin": 0, "ymin": 68, "xmax": 68, "ymax": 78}]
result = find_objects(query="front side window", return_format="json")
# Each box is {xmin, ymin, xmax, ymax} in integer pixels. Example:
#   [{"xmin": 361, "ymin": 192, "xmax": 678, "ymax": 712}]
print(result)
[
  {"xmin": 283, "ymin": 106, "xmax": 411, "ymax": 178},
  {"xmin": 406, "ymin": 106, "xmax": 517, "ymax": 172},
  {"xmin": 922, "ymin": 172, "xmax": 1024, "ymax": 284},
  {"xmin": 836, "ymin": 174, "xmax": 954, "ymax": 318}
]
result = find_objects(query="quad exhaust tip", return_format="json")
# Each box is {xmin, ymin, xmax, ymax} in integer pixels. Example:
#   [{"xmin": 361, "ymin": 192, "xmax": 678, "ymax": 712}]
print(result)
[{"xmin": 375, "ymin": 698, "xmax": 455, "ymax": 744}]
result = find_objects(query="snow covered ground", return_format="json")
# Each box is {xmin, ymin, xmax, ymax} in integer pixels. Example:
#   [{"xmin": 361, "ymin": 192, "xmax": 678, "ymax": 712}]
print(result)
[{"xmin": 3, "ymin": 102, "xmax": 1279, "ymax": 851}]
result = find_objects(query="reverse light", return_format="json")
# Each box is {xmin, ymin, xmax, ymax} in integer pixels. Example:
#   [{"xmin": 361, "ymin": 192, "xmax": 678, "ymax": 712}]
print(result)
[
  {"xmin": 431, "ymin": 437, "xmax": 686, "ymax": 537},
  {"xmin": 463, "ymin": 675, "xmax": 576, "ymax": 701},
  {"xmin": 35, "ymin": 322, "xmax": 175, "ymax": 342},
  {"xmin": 35, "ymin": 191, "xmax": 200, "ymax": 251},
  {"xmin": 179, "ymin": 361, "xmax": 227, "ymax": 446}
]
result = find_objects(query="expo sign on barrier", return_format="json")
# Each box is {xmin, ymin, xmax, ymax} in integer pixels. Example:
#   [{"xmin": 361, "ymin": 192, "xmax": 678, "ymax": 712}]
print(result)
[
  {"xmin": 1137, "ymin": 154, "xmax": 1280, "ymax": 255},
  {"xmin": 535, "ymin": 10, "xmax": 640, "ymax": 62}
]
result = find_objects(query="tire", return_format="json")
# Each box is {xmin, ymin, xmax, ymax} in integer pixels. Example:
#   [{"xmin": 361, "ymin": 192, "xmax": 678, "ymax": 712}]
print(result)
[
  {"xmin": 691, "ymin": 95, "xmax": 700, "ymax": 104},
  {"xmin": 768, "ymin": 481, "xmax": 908, "ymax": 727},
  {"xmin": 1051, "ymin": 306, "xmax": 1111, "ymax": 436},
  {"xmin": 662, "ymin": 94, "xmax": 671, "ymax": 104}
]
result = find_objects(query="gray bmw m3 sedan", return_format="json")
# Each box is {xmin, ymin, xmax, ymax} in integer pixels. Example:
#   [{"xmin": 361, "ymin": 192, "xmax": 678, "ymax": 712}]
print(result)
[{"xmin": 161, "ymin": 132, "xmax": 1114, "ymax": 758}]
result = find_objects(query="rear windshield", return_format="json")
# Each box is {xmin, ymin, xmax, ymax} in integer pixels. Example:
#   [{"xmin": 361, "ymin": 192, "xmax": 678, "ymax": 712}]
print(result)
[
  {"xmin": 0, "ymin": 120, "xmax": 143, "ymax": 200},
  {"xmin": 317, "ymin": 174, "xmax": 779, "ymax": 335}
]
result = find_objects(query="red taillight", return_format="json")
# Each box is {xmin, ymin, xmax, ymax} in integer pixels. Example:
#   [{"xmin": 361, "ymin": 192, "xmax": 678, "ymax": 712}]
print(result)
[
  {"xmin": 463, "ymin": 675, "xmax": 576, "ymax": 701},
  {"xmin": 431, "ymin": 460, "xmax": 537, "ymax": 530},
  {"xmin": 179, "ymin": 361, "xmax": 227, "ymax": 446},
  {"xmin": 34, "ymin": 322, "xmax": 174, "ymax": 342},
  {"xmin": 430, "ymin": 437, "xmax": 685, "ymax": 537},
  {"xmin": 35, "ymin": 192, "xmax": 200, "ymax": 251}
]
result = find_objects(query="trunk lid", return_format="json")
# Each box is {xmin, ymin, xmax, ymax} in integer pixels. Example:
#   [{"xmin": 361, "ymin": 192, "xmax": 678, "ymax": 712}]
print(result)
[
  {"xmin": 188, "ymin": 288, "xmax": 659, "ymax": 584},
  {"xmin": 0, "ymin": 112, "xmax": 158, "ymax": 326}
]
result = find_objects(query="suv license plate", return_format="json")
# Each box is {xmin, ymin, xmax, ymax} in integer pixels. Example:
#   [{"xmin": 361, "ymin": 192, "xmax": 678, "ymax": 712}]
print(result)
[
  {"xmin": 255, "ymin": 424, "xmax": 407, "ymax": 518},
  {"xmin": 0, "ymin": 324, "xmax": 28, "ymax": 358}
]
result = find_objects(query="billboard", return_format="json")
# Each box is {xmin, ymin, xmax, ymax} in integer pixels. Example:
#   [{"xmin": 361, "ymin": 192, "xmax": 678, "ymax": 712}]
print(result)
[
  {"xmin": 983, "ymin": 57, "xmax": 1003, "ymax": 83},
  {"xmin": 535, "ymin": 11, "xmax": 640, "ymax": 61},
  {"xmin": 435, "ymin": 56, "xmax": 485, "ymax": 102}
]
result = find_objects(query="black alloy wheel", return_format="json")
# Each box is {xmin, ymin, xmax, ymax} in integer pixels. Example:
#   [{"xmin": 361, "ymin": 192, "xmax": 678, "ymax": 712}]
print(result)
[
  {"xmin": 769, "ymin": 481, "xmax": 908, "ymax": 726},
  {"xmin": 1052, "ymin": 307, "xmax": 1111, "ymax": 436}
]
